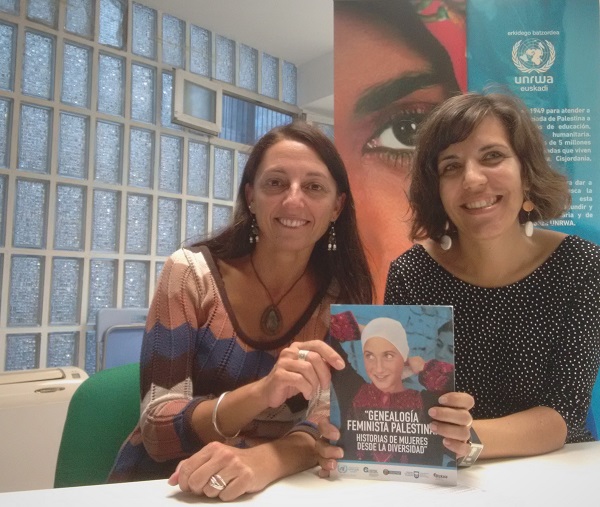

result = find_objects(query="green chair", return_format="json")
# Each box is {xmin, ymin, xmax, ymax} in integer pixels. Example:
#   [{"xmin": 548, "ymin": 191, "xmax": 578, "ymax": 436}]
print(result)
[{"xmin": 54, "ymin": 362, "xmax": 140, "ymax": 488}]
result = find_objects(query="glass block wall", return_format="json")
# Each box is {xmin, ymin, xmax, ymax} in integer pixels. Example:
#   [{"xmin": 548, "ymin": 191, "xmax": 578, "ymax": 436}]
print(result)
[{"xmin": 0, "ymin": 0, "xmax": 298, "ymax": 373}]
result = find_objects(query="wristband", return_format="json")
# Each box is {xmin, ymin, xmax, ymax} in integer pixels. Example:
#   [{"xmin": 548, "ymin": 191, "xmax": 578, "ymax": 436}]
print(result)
[
  {"xmin": 457, "ymin": 427, "xmax": 484, "ymax": 467},
  {"xmin": 212, "ymin": 391, "xmax": 241, "ymax": 439}
]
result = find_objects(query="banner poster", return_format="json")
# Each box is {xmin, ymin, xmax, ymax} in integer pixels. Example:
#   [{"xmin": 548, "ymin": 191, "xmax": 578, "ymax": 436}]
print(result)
[
  {"xmin": 334, "ymin": 0, "xmax": 599, "ymax": 437},
  {"xmin": 467, "ymin": 0, "xmax": 600, "ymax": 244},
  {"xmin": 333, "ymin": 0, "xmax": 467, "ymax": 301},
  {"xmin": 328, "ymin": 304, "xmax": 456, "ymax": 485}
]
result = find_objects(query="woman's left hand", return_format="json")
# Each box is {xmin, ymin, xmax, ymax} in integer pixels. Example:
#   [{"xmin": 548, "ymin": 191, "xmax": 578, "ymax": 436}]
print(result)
[
  {"xmin": 315, "ymin": 419, "xmax": 344, "ymax": 478},
  {"xmin": 256, "ymin": 340, "xmax": 344, "ymax": 409},
  {"xmin": 428, "ymin": 392, "xmax": 475, "ymax": 458},
  {"xmin": 168, "ymin": 441, "xmax": 264, "ymax": 501}
]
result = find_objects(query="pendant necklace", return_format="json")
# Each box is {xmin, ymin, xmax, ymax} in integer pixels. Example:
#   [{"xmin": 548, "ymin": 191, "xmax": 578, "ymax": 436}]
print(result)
[{"xmin": 250, "ymin": 255, "xmax": 308, "ymax": 336}]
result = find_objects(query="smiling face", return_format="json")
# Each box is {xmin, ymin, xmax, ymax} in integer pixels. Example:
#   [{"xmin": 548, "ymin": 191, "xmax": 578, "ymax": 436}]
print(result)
[
  {"xmin": 245, "ymin": 139, "xmax": 345, "ymax": 256},
  {"xmin": 363, "ymin": 336, "xmax": 406, "ymax": 393},
  {"xmin": 437, "ymin": 115, "xmax": 525, "ymax": 242},
  {"xmin": 334, "ymin": 7, "xmax": 456, "ymax": 295}
]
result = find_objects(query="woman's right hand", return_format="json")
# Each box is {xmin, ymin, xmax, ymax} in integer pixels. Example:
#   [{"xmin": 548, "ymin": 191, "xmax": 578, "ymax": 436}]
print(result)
[
  {"xmin": 315, "ymin": 420, "xmax": 344, "ymax": 478},
  {"xmin": 257, "ymin": 340, "xmax": 345, "ymax": 408}
]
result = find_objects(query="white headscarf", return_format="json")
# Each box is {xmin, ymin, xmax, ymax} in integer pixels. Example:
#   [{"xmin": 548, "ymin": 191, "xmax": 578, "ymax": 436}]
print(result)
[{"xmin": 361, "ymin": 317, "xmax": 413, "ymax": 379}]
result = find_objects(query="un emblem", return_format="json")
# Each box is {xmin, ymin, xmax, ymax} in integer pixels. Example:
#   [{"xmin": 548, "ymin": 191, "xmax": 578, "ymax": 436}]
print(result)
[{"xmin": 512, "ymin": 39, "xmax": 556, "ymax": 74}]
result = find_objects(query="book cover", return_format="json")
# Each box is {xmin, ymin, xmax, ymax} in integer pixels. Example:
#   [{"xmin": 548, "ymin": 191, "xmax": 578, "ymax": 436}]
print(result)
[{"xmin": 329, "ymin": 304, "xmax": 456, "ymax": 486}]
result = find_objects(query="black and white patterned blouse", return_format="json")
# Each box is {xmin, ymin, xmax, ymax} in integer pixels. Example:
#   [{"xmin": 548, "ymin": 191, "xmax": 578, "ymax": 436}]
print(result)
[{"xmin": 384, "ymin": 235, "xmax": 600, "ymax": 443}]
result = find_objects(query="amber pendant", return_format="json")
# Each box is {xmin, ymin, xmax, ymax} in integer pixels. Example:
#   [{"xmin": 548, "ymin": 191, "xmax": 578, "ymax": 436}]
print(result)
[{"xmin": 260, "ymin": 305, "xmax": 283, "ymax": 336}]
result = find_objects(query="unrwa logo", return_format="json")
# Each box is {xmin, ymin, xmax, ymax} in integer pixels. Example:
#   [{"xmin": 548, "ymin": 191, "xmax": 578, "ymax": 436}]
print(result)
[{"xmin": 512, "ymin": 39, "xmax": 556, "ymax": 73}]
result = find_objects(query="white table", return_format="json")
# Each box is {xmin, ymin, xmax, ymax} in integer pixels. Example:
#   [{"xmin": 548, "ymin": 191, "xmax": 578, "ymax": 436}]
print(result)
[{"xmin": 1, "ymin": 442, "xmax": 598, "ymax": 506}]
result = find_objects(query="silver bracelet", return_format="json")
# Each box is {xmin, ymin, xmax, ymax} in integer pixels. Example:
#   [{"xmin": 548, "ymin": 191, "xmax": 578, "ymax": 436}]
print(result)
[{"xmin": 212, "ymin": 391, "xmax": 241, "ymax": 439}]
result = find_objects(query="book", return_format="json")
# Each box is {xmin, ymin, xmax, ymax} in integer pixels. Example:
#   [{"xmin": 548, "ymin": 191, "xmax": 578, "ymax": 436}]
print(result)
[{"xmin": 329, "ymin": 304, "xmax": 456, "ymax": 486}]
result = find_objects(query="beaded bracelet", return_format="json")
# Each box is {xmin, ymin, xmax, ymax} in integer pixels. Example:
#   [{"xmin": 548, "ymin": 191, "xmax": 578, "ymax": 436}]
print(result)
[{"xmin": 212, "ymin": 391, "xmax": 241, "ymax": 439}]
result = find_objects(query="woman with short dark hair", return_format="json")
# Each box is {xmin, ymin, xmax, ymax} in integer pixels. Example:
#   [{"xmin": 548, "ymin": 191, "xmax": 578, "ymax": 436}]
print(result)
[
  {"xmin": 388, "ymin": 92, "xmax": 600, "ymax": 458},
  {"xmin": 316, "ymin": 92, "xmax": 600, "ymax": 474},
  {"xmin": 409, "ymin": 92, "xmax": 571, "ymax": 244}
]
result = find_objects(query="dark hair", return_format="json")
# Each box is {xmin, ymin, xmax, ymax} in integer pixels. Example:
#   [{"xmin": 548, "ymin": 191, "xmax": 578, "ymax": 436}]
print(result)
[
  {"xmin": 195, "ymin": 120, "xmax": 374, "ymax": 304},
  {"xmin": 409, "ymin": 92, "xmax": 571, "ymax": 242},
  {"xmin": 336, "ymin": 0, "xmax": 460, "ymax": 94}
]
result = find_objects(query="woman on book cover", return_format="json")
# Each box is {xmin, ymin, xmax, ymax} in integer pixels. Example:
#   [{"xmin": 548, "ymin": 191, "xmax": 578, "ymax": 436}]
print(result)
[{"xmin": 330, "ymin": 312, "xmax": 453, "ymax": 464}]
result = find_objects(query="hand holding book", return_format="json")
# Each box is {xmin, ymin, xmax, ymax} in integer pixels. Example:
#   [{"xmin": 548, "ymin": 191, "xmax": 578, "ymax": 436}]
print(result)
[
  {"xmin": 319, "ymin": 305, "xmax": 475, "ymax": 485},
  {"xmin": 316, "ymin": 391, "xmax": 474, "ymax": 479}
]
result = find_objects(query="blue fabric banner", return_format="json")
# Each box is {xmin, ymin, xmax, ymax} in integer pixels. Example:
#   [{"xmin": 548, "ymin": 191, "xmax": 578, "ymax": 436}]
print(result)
[{"xmin": 468, "ymin": 0, "xmax": 600, "ymax": 244}]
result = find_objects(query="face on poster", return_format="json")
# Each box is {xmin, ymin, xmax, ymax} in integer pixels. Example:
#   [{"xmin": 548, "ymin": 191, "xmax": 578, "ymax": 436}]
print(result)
[{"xmin": 334, "ymin": 0, "xmax": 466, "ymax": 300}]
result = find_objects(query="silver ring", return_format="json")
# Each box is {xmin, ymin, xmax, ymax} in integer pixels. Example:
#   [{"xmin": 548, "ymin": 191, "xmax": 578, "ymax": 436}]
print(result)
[
  {"xmin": 209, "ymin": 474, "xmax": 227, "ymax": 491},
  {"xmin": 298, "ymin": 349, "xmax": 309, "ymax": 361}
]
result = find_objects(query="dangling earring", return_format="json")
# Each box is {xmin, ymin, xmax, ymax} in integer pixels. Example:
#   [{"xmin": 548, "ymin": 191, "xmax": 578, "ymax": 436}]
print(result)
[
  {"xmin": 440, "ymin": 221, "xmax": 452, "ymax": 251},
  {"xmin": 327, "ymin": 222, "xmax": 337, "ymax": 252},
  {"xmin": 522, "ymin": 200, "xmax": 535, "ymax": 237},
  {"xmin": 249, "ymin": 214, "xmax": 259, "ymax": 243}
]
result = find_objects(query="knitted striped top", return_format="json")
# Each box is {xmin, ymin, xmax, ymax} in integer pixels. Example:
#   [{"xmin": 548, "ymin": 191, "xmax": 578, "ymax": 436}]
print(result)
[{"xmin": 109, "ymin": 246, "xmax": 335, "ymax": 482}]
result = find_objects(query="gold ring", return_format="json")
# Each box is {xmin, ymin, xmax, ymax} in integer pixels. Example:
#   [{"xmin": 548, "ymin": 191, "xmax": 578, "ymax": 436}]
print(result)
[
  {"xmin": 298, "ymin": 349, "xmax": 310, "ymax": 361},
  {"xmin": 209, "ymin": 474, "xmax": 227, "ymax": 491}
]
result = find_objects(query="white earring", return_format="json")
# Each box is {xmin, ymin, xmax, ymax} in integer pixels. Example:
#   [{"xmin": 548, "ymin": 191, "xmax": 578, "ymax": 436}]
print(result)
[
  {"xmin": 440, "ymin": 221, "xmax": 452, "ymax": 251},
  {"xmin": 522, "ymin": 200, "xmax": 534, "ymax": 237}
]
